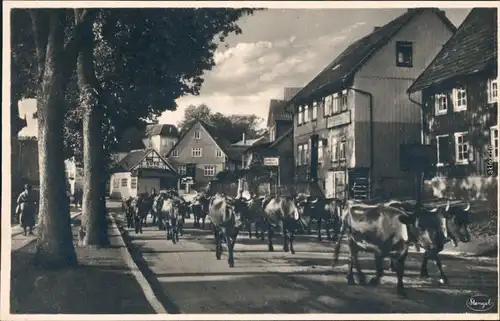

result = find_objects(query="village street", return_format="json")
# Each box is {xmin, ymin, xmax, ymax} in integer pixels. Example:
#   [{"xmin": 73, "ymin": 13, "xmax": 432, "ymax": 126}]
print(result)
[{"xmin": 109, "ymin": 201, "xmax": 498, "ymax": 314}]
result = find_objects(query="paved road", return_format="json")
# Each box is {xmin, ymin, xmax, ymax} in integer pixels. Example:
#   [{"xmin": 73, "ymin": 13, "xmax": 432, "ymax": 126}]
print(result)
[{"xmin": 111, "ymin": 202, "xmax": 497, "ymax": 314}]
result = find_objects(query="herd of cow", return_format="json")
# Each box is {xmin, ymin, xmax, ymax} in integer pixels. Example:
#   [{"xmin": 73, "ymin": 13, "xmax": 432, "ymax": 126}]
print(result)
[{"xmin": 121, "ymin": 189, "xmax": 472, "ymax": 297}]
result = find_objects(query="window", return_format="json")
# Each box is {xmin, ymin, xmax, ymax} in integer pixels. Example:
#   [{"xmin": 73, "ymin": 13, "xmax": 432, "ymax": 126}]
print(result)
[
  {"xmin": 312, "ymin": 102, "xmax": 318, "ymax": 120},
  {"xmin": 324, "ymin": 96, "xmax": 332, "ymax": 116},
  {"xmin": 194, "ymin": 131, "xmax": 201, "ymax": 139},
  {"xmin": 303, "ymin": 143, "xmax": 309, "ymax": 164},
  {"xmin": 171, "ymin": 150, "xmax": 179, "ymax": 157},
  {"xmin": 332, "ymin": 93, "xmax": 339, "ymax": 114},
  {"xmin": 304, "ymin": 105, "xmax": 309, "ymax": 123},
  {"xmin": 333, "ymin": 171, "xmax": 346, "ymax": 199},
  {"xmin": 436, "ymin": 134, "xmax": 451, "ymax": 166},
  {"xmin": 487, "ymin": 78, "xmax": 498, "ymax": 104},
  {"xmin": 339, "ymin": 140, "xmax": 346, "ymax": 160},
  {"xmin": 340, "ymin": 90, "xmax": 348, "ymax": 111},
  {"xmin": 113, "ymin": 178, "xmax": 119, "ymax": 188},
  {"xmin": 204, "ymin": 165, "xmax": 216, "ymax": 177},
  {"xmin": 453, "ymin": 87, "xmax": 467, "ymax": 112},
  {"xmin": 130, "ymin": 178, "xmax": 137, "ymax": 189},
  {"xmin": 454, "ymin": 132, "xmax": 469, "ymax": 164},
  {"xmin": 396, "ymin": 41, "xmax": 413, "ymax": 67},
  {"xmin": 297, "ymin": 145, "xmax": 303, "ymax": 165},
  {"xmin": 178, "ymin": 165, "xmax": 187, "ymax": 176},
  {"xmin": 162, "ymin": 139, "xmax": 168, "ymax": 146},
  {"xmin": 216, "ymin": 149, "xmax": 223, "ymax": 158},
  {"xmin": 121, "ymin": 178, "xmax": 128, "ymax": 187},
  {"xmin": 298, "ymin": 106, "xmax": 303, "ymax": 125},
  {"xmin": 331, "ymin": 137, "xmax": 338, "ymax": 161},
  {"xmin": 318, "ymin": 140, "xmax": 324, "ymax": 163},
  {"xmin": 491, "ymin": 126, "xmax": 499, "ymax": 162},
  {"xmin": 434, "ymin": 93, "xmax": 448, "ymax": 115},
  {"xmin": 192, "ymin": 148, "xmax": 202, "ymax": 157},
  {"xmin": 318, "ymin": 98, "xmax": 325, "ymax": 118}
]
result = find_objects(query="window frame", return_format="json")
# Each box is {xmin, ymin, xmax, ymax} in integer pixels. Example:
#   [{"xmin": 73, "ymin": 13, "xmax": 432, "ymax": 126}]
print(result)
[
  {"xmin": 297, "ymin": 145, "xmax": 303, "ymax": 165},
  {"xmin": 297, "ymin": 105, "xmax": 303, "ymax": 125},
  {"xmin": 339, "ymin": 139, "xmax": 346, "ymax": 160},
  {"xmin": 192, "ymin": 147, "xmax": 202, "ymax": 157},
  {"xmin": 130, "ymin": 178, "xmax": 137, "ymax": 189},
  {"xmin": 303, "ymin": 104, "xmax": 309, "ymax": 123},
  {"xmin": 312, "ymin": 101, "xmax": 318, "ymax": 120},
  {"xmin": 454, "ymin": 131, "xmax": 469, "ymax": 165},
  {"xmin": 340, "ymin": 90, "xmax": 348, "ymax": 111},
  {"xmin": 121, "ymin": 178, "xmax": 128, "ymax": 187},
  {"xmin": 113, "ymin": 178, "xmax": 119, "ymax": 188},
  {"xmin": 194, "ymin": 131, "xmax": 201, "ymax": 140},
  {"xmin": 324, "ymin": 96, "xmax": 332, "ymax": 117},
  {"xmin": 436, "ymin": 134, "xmax": 449, "ymax": 167},
  {"xmin": 452, "ymin": 87, "xmax": 467, "ymax": 112},
  {"xmin": 178, "ymin": 165, "xmax": 187, "ymax": 176},
  {"xmin": 487, "ymin": 78, "xmax": 498, "ymax": 104},
  {"xmin": 491, "ymin": 126, "xmax": 499, "ymax": 162},
  {"xmin": 333, "ymin": 171, "xmax": 346, "ymax": 199},
  {"xmin": 216, "ymin": 149, "xmax": 224, "ymax": 158},
  {"xmin": 395, "ymin": 41, "xmax": 413, "ymax": 68},
  {"xmin": 331, "ymin": 137, "xmax": 338, "ymax": 161},
  {"xmin": 332, "ymin": 93, "xmax": 339, "ymax": 114},
  {"xmin": 171, "ymin": 149, "xmax": 179, "ymax": 157},
  {"xmin": 203, "ymin": 165, "xmax": 216, "ymax": 177},
  {"xmin": 434, "ymin": 93, "xmax": 448, "ymax": 116},
  {"xmin": 318, "ymin": 140, "xmax": 324, "ymax": 163}
]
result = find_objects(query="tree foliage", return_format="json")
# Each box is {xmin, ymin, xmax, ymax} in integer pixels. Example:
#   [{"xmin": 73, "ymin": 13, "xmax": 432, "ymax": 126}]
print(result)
[{"xmin": 178, "ymin": 104, "xmax": 265, "ymax": 143}]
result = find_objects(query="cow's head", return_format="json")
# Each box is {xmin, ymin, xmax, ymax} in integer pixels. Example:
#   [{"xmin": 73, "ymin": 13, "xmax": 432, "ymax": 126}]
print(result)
[
  {"xmin": 224, "ymin": 197, "xmax": 244, "ymax": 228},
  {"xmin": 442, "ymin": 200, "xmax": 471, "ymax": 243}
]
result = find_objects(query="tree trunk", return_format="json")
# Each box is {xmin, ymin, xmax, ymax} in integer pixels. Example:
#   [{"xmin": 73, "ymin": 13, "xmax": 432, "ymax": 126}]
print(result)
[
  {"xmin": 33, "ymin": 11, "xmax": 78, "ymax": 268},
  {"xmin": 77, "ymin": 12, "xmax": 109, "ymax": 247}
]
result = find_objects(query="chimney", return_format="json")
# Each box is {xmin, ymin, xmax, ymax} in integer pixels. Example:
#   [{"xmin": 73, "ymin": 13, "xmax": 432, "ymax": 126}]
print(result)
[
  {"xmin": 242, "ymin": 133, "xmax": 246, "ymax": 145},
  {"xmin": 373, "ymin": 26, "xmax": 381, "ymax": 32}
]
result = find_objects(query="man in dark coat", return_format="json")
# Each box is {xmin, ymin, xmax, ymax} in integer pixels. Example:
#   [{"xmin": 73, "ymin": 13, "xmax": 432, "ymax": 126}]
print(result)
[{"xmin": 16, "ymin": 184, "xmax": 37, "ymax": 235}]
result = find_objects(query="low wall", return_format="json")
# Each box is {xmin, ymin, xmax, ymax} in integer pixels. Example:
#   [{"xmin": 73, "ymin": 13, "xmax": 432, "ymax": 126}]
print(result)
[{"xmin": 423, "ymin": 175, "xmax": 498, "ymax": 203}]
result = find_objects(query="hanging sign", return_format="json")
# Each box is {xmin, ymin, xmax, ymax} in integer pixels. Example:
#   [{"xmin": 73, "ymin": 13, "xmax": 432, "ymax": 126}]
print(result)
[{"xmin": 263, "ymin": 157, "xmax": 279, "ymax": 166}]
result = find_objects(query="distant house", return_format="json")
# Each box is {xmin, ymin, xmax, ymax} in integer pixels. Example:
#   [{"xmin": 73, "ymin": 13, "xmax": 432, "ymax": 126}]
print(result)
[
  {"xmin": 285, "ymin": 8, "xmax": 456, "ymax": 200},
  {"xmin": 167, "ymin": 120, "xmax": 242, "ymax": 188},
  {"xmin": 113, "ymin": 123, "xmax": 179, "ymax": 163},
  {"xmin": 241, "ymin": 89, "xmax": 298, "ymax": 194},
  {"xmin": 407, "ymin": 8, "xmax": 498, "ymax": 200},
  {"xmin": 109, "ymin": 148, "xmax": 178, "ymax": 199}
]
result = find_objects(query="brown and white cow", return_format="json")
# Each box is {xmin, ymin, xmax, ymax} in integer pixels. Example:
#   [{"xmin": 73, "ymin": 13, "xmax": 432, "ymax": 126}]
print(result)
[
  {"xmin": 208, "ymin": 194, "xmax": 245, "ymax": 267},
  {"xmin": 261, "ymin": 196, "xmax": 302, "ymax": 254},
  {"xmin": 387, "ymin": 199, "xmax": 471, "ymax": 285},
  {"xmin": 333, "ymin": 200, "xmax": 446, "ymax": 297},
  {"xmin": 157, "ymin": 195, "xmax": 184, "ymax": 244}
]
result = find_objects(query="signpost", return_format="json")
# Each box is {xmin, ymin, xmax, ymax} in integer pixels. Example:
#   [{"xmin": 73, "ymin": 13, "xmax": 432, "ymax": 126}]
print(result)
[{"xmin": 263, "ymin": 157, "xmax": 280, "ymax": 190}]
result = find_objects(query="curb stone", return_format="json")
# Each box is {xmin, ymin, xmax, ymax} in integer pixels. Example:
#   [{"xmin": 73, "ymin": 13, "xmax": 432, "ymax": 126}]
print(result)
[{"xmin": 109, "ymin": 212, "xmax": 167, "ymax": 314}]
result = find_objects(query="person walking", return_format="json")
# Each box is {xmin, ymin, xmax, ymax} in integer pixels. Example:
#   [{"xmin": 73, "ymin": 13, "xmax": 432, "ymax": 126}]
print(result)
[{"xmin": 16, "ymin": 184, "xmax": 37, "ymax": 236}]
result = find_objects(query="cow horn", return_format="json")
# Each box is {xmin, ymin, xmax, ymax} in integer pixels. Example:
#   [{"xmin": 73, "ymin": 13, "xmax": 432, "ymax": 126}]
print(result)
[
  {"xmin": 463, "ymin": 202, "xmax": 470, "ymax": 211},
  {"xmin": 445, "ymin": 200, "xmax": 450, "ymax": 212},
  {"xmin": 311, "ymin": 197, "xmax": 319, "ymax": 204},
  {"xmin": 429, "ymin": 207, "xmax": 438, "ymax": 213}
]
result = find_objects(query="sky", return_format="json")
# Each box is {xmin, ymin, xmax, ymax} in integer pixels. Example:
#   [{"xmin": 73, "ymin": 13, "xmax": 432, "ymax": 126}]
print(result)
[{"xmin": 17, "ymin": 7, "xmax": 472, "ymax": 137}]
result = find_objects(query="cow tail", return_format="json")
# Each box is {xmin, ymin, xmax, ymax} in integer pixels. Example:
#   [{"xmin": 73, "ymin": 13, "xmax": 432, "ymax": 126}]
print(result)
[{"xmin": 332, "ymin": 218, "xmax": 347, "ymax": 266}]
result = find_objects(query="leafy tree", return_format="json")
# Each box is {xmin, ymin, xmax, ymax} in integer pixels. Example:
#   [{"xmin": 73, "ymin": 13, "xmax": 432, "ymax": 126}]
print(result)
[{"xmin": 178, "ymin": 104, "xmax": 264, "ymax": 143}]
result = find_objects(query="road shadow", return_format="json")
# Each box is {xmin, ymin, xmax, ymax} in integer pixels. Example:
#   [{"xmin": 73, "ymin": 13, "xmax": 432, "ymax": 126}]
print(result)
[{"xmin": 11, "ymin": 224, "xmax": 155, "ymax": 314}]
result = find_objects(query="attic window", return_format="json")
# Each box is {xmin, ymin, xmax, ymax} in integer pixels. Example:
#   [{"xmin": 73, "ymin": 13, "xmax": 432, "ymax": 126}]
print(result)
[
  {"xmin": 396, "ymin": 41, "xmax": 413, "ymax": 67},
  {"xmin": 194, "ymin": 131, "xmax": 201, "ymax": 139}
]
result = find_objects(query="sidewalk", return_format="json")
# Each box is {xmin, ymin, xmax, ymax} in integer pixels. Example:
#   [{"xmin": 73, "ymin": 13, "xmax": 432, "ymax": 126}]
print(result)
[
  {"xmin": 11, "ymin": 207, "xmax": 81, "ymax": 237},
  {"xmin": 10, "ymin": 211, "xmax": 158, "ymax": 314}
]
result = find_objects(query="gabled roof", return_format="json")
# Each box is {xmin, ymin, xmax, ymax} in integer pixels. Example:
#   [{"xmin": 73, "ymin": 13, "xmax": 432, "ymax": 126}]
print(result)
[
  {"xmin": 286, "ymin": 8, "xmax": 456, "ymax": 105},
  {"xmin": 144, "ymin": 124, "xmax": 179, "ymax": 138},
  {"xmin": 267, "ymin": 99, "xmax": 293, "ymax": 127},
  {"xmin": 166, "ymin": 120, "xmax": 233, "ymax": 159},
  {"xmin": 115, "ymin": 148, "xmax": 175, "ymax": 172},
  {"xmin": 408, "ymin": 8, "xmax": 497, "ymax": 93}
]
